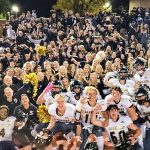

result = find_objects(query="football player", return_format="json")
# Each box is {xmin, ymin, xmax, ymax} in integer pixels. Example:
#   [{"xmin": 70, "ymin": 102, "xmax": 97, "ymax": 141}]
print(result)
[
  {"xmin": 103, "ymin": 105, "xmax": 141, "ymax": 150},
  {"xmin": 0, "ymin": 105, "xmax": 16, "ymax": 141},
  {"xmin": 76, "ymin": 86, "xmax": 107, "ymax": 150},
  {"xmin": 105, "ymin": 86, "xmax": 138, "ymax": 121},
  {"xmin": 66, "ymin": 80, "xmax": 85, "ymax": 105},
  {"xmin": 0, "ymin": 105, "xmax": 30, "ymax": 149},
  {"xmin": 43, "ymin": 93, "xmax": 81, "ymax": 140},
  {"xmin": 107, "ymin": 67, "xmax": 135, "ymax": 96},
  {"xmin": 105, "ymin": 87, "xmax": 144, "ymax": 149},
  {"xmin": 135, "ymin": 86, "xmax": 150, "ymax": 150},
  {"xmin": 134, "ymin": 57, "xmax": 150, "ymax": 88},
  {"xmin": 35, "ymin": 80, "xmax": 63, "ymax": 135},
  {"xmin": 33, "ymin": 93, "xmax": 81, "ymax": 149}
]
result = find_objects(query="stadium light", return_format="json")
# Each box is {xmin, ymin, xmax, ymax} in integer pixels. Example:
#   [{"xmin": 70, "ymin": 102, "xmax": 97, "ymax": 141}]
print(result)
[
  {"xmin": 12, "ymin": 5, "xmax": 19, "ymax": 17},
  {"xmin": 103, "ymin": 2, "xmax": 111, "ymax": 8}
]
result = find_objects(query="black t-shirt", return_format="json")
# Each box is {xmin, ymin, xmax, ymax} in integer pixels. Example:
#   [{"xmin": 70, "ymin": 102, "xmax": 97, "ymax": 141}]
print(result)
[
  {"xmin": 13, "ymin": 104, "xmax": 38, "ymax": 127},
  {"xmin": 2, "ymin": 97, "xmax": 20, "ymax": 116},
  {"xmin": 0, "ymin": 84, "xmax": 19, "ymax": 102}
]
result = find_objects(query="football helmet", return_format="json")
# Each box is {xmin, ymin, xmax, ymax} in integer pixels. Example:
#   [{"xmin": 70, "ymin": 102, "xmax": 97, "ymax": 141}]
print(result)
[
  {"xmin": 70, "ymin": 80, "xmax": 83, "ymax": 93},
  {"xmin": 32, "ymin": 129, "xmax": 52, "ymax": 150},
  {"xmin": 51, "ymin": 80, "xmax": 62, "ymax": 97},
  {"xmin": 133, "ymin": 57, "xmax": 145, "ymax": 71},
  {"xmin": 84, "ymin": 134, "xmax": 98, "ymax": 150},
  {"xmin": 52, "ymin": 80, "xmax": 62, "ymax": 88},
  {"xmin": 118, "ymin": 67, "xmax": 128, "ymax": 80},
  {"xmin": 84, "ymin": 142, "xmax": 99, "ymax": 150}
]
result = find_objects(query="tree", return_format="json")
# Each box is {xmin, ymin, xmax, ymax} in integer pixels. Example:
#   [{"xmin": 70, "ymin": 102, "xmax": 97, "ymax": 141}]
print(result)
[
  {"xmin": 0, "ymin": 0, "xmax": 10, "ymax": 15},
  {"xmin": 53, "ymin": 0, "xmax": 108, "ymax": 15}
]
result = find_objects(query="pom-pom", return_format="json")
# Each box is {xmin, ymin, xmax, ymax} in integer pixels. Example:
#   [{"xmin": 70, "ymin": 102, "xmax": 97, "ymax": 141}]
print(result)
[
  {"xmin": 23, "ymin": 72, "xmax": 38, "ymax": 97},
  {"xmin": 37, "ymin": 105, "xmax": 51, "ymax": 123}
]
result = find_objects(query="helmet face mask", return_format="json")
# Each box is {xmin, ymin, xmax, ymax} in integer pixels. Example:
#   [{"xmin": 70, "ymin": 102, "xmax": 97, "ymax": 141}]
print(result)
[
  {"xmin": 70, "ymin": 80, "xmax": 83, "ymax": 94},
  {"xmin": 73, "ymin": 85, "xmax": 81, "ymax": 93},
  {"xmin": 119, "ymin": 72, "xmax": 127, "ymax": 80},
  {"xmin": 119, "ymin": 67, "xmax": 128, "ymax": 80},
  {"xmin": 52, "ymin": 87, "xmax": 61, "ymax": 96},
  {"xmin": 134, "ymin": 58, "xmax": 145, "ymax": 71}
]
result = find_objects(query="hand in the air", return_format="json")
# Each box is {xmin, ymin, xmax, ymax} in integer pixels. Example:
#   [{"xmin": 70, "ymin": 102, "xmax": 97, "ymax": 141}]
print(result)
[
  {"xmin": 44, "ymin": 83, "xmax": 53, "ymax": 93},
  {"xmin": 80, "ymin": 97, "xmax": 89, "ymax": 104},
  {"xmin": 93, "ymin": 103, "xmax": 102, "ymax": 112}
]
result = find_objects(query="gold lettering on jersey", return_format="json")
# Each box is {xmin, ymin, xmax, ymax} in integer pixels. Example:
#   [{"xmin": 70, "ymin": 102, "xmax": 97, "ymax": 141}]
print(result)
[
  {"xmin": 84, "ymin": 111, "xmax": 101, "ymax": 114},
  {"xmin": 85, "ymin": 111, "xmax": 91, "ymax": 114},
  {"xmin": 56, "ymin": 119, "xmax": 71, "ymax": 123},
  {"xmin": 109, "ymin": 125, "xmax": 124, "ymax": 131}
]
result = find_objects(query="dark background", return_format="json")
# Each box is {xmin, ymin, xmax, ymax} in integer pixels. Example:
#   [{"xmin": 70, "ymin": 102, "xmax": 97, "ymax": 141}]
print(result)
[
  {"xmin": 112, "ymin": 0, "xmax": 129, "ymax": 12},
  {"xmin": 10, "ymin": 0, "xmax": 56, "ymax": 17},
  {"xmin": 10, "ymin": 0, "xmax": 129, "ymax": 17}
]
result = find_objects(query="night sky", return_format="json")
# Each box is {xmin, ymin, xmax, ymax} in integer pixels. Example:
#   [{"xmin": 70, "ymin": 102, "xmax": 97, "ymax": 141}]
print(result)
[
  {"xmin": 9, "ymin": 0, "xmax": 129, "ymax": 17},
  {"xmin": 10, "ymin": 0, "xmax": 56, "ymax": 17}
]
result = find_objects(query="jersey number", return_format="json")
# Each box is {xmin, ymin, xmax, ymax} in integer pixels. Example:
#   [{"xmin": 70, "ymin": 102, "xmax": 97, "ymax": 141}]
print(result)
[
  {"xmin": 85, "ymin": 114, "xmax": 89, "ymax": 123},
  {"xmin": 85, "ymin": 114, "xmax": 99, "ymax": 123},
  {"xmin": 110, "ymin": 130, "xmax": 126, "ymax": 144}
]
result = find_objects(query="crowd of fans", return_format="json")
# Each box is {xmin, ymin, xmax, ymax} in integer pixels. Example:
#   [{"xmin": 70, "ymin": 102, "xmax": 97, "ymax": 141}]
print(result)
[{"xmin": 0, "ymin": 6, "xmax": 150, "ymax": 150}]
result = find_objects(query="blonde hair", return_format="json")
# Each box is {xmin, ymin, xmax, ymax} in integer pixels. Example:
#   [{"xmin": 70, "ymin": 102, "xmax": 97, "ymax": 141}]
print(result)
[
  {"xmin": 148, "ymin": 58, "xmax": 150, "ymax": 68},
  {"xmin": 105, "ymin": 61, "xmax": 112, "ymax": 73},
  {"xmin": 95, "ymin": 51, "xmax": 106, "ymax": 62},
  {"xmin": 95, "ymin": 64, "xmax": 103, "ymax": 74},
  {"xmin": 55, "ymin": 94, "xmax": 66, "ymax": 101},
  {"xmin": 84, "ymin": 86, "xmax": 99, "ymax": 95},
  {"xmin": 91, "ymin": 59, "xmax": 99, "ymax": 72},
  {"xmin": 75, "ymin": 68, "xmax": 85, "ymax": 82},
  {"xmin": 14, "ymin": 67, "xmax": 22, "ymax": 76},
  {"xmin": 83, "ymin": 64, "xmax": 91, "ymax": 74},
  {"xmin": 88, "ymin": 72, "xmax": 98, "ymax": 86},
  {"xmin": 23, "ymin": 62, "xmax": 33, "ymax": 72},
  {"xmin": 58, "ymin": 65, "xmax": 68, "ymax": 80}
]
